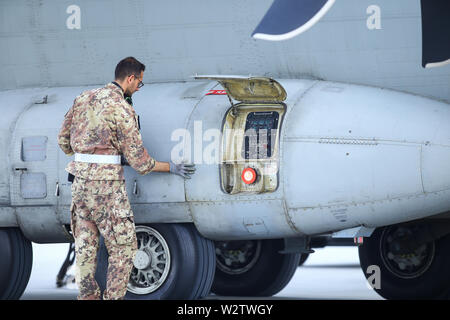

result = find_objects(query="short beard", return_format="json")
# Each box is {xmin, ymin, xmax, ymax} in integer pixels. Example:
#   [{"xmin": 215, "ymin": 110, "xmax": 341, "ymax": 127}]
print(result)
[{"xmin": 124, "ymin": 88, "xmax": 133, "ymax": 97}]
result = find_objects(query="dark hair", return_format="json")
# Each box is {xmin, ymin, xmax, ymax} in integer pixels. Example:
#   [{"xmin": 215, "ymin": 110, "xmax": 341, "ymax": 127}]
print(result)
[{"xmin": 114, "ymin": 57, "xmax": 146, "ymax": 80}]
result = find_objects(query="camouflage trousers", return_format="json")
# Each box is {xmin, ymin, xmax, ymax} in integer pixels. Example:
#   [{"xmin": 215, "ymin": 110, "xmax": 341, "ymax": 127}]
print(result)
[{"xmin": 70, "ymin": 177, "xmax": 137, "ymax": 300}]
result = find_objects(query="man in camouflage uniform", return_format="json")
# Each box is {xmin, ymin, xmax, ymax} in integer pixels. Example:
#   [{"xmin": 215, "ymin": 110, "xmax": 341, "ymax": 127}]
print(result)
[{"xmin": 58, "ymin": 57, "xmax": 195, "ymax": 300}]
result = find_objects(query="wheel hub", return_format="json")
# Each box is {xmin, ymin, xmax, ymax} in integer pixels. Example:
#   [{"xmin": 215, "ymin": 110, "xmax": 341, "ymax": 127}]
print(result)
[
  {"xmin": 215, "ymin": 240, "xmax": 262, "ymax": 275},
  {"xmin": 380, "ymin": 225, "xmax": 435, "ymax": 279},
  {"xmin": 133, "ymin": 250, "xmax": 151, "ymax": 270},
  {"xmin": 127, "ymin": 226, "xmax": 171, "ymax": 295}
]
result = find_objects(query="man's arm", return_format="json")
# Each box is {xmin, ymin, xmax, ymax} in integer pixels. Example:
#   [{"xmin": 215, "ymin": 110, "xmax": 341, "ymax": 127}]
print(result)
[
  {"xmin": 152, "ymin": 161, "xmax": 170, "ymax": 172},
  {"xmin": 57, "ymin": 106, "xmax": 75, "ymax": 156},
  {"xmin": 115, "ymin": 103, "xmax": 196, "ymax": 178},
  {"xmin": 115, "ymin": 104, "xmax": 156, "ymax": 175}
]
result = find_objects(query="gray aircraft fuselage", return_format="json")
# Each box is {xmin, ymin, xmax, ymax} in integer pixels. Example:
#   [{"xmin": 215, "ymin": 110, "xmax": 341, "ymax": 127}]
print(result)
[{"xmin": 0, "ymin": 0, "xmax": 449, "ymax": 102}]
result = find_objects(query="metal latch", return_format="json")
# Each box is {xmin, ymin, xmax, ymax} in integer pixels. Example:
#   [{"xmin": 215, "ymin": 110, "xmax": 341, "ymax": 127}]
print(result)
[
  {"xmin": 133, "ymin": 180, "xmax": 138, "ymax": 195},
  {"xmin": 35, "ymin": 95, "xmax": 48, "ymax": 104}
]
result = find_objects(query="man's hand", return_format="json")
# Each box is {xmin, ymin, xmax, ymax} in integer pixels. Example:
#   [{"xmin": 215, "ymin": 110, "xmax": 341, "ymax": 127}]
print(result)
[{"xmin": 169, "ymin": 161, "xmax": 196, "ymax": 179}]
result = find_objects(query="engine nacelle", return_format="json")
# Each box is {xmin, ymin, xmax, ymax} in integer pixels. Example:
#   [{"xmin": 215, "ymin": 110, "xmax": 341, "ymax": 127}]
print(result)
[{"xmin": 0, "ymin": 78, "xmax": 449, "ymax": 242}]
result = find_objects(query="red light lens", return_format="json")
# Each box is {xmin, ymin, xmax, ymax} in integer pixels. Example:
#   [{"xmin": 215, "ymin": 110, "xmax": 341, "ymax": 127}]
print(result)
[{"xmin": 241, "ymin": 168, "xmax": 257, "ymax": 184}]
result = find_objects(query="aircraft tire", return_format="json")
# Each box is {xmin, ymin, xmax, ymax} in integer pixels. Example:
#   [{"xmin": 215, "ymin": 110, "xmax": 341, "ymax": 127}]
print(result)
[
  {"xmin": 0, "ymin": 228, "xmax": 33, "ymax": 300},
  {"xmin": 359, "ymin": 225, "xmax": 450, "ymax": 300},
  {"xmin": 211, "ymin": 239, "xmax": 300, "ymax": 296},
  {"xmin": 95, "ymin": 223, "xmax": 216, "ymax": 300}
]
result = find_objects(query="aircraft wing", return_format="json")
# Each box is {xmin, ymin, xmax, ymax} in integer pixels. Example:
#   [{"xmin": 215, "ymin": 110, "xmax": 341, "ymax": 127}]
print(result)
[
  {"xmin": 252, "ymin": 0, "xmax": 449, "ymax": 69},
  {"xmin": 251, "ymin": 0, "xmax": 336, "ymax": 41},
  {"xmin": 421, "ymin": 0, "xmax": 450, "ymax": 68}
]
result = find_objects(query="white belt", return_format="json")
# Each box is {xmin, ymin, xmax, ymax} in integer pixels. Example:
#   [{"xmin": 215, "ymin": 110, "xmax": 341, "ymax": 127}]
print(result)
[{"xmin": 74, "ymin": 153, "xmax": 121, "ymax": 164}]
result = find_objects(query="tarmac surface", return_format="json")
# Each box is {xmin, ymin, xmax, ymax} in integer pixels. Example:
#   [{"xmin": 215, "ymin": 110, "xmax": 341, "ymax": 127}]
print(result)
[{"xmin": 21, "ymin": 243, "xmax": 382, "ymax": 300}]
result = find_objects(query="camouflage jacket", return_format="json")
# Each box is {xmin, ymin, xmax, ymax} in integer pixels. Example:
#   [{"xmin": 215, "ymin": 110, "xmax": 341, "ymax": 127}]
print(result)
[{"xmin": 57, "ymin": 82, "xmax": 156, "ymax": 180}]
